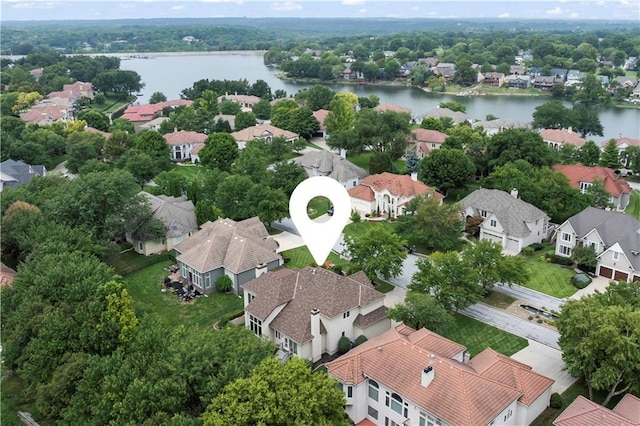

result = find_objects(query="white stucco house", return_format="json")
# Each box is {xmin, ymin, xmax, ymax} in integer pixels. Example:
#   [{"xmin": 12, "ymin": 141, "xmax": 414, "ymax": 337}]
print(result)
[
  {"xmin": 242, "ymin": 266, "xmax": 390, "ymax": 363},
  {"xmin": 555, "ymin": 207, "xmax": 640, "ymax": 282},
  {"xmin": 348, "ymin": 172, "xmax": 443, "ymax": 218},
  {"xmin": 460, "ymin": 188, "xmax": 550, "ymax": 254},
  {"xmin": 230, "ymin": 123, "xmax": 298, "ymax": 150},
  {"xmin": 327, "ymin": 325, "xmax": 554, "ymax": 426},
  {"xmin": 163, "ymin": 130, "xmax": 207, "ymax": 161}
]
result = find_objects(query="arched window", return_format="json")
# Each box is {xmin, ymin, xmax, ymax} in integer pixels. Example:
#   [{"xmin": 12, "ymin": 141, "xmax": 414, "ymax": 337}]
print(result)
[{"xmin": 368, "ymin": 379, "xmax": 379, "ymax": 400}]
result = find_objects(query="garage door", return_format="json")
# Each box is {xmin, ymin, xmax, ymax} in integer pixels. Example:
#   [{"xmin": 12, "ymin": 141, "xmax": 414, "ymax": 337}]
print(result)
[
  {"xmin": 506, "ymin": 238, "xmax": 519, "ymax": 252},
  {"xmin": 614, "ymin": 270, "xmax": 629, "ymax": 282},
  {"xmin": 483, "ymin": 232, "xmax": 502, "ymax": 245},
  {"xmin": 633, "ymin": 275, "xmax": 640, "ymax": 282},
  {"xmin": 599, "ymin": 266, "xmax": 613, "ymax": 279}
]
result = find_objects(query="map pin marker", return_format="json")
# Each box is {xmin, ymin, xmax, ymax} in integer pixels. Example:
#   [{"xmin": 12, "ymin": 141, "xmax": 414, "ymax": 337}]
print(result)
[{"xmin": 289, "ymin": 176, "xmax": 351, "ymax": 266}]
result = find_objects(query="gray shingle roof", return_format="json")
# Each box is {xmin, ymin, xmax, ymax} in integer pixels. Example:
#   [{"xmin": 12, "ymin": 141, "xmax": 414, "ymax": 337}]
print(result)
[
  {"xmin": 174, "ymin": 217, "xmax": 281, "ymax": 274},
  {"xmin": 140, "ymin": 192, "xmax": 198, "ymax": 238},
  {"xmin": 243, "ymin": 267, "xmax": 385, "ymax": 344},
  {"xmin": 460, "ymin": 188, "xmax": 548, "ymax": 237},
  {"xmin": 293, "ymin": 150, "xmax": 369, "ymax": 183},
  {"xmin": 566, "ymin": 207, "xmax": 640, "ymax": 270},
  {"xmin": 0, "ymin": 159, "xmax": 46, "ymax": 188}
]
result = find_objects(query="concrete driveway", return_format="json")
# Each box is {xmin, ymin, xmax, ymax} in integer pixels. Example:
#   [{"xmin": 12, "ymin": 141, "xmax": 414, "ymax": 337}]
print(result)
[
  {"xmin": 511, "ymin": 340, "xmax": 576, "ymax": 394},
  {"xmin": 494, "ymin": 283, "xmax": 565, "ymax": 312},
  {"xmin": 271, "ymin": 231, "xmax": 306, "ymax": 253},
  {"xmin": 570, "ymin": 276, "xmax": 610, "ymax": 300}
]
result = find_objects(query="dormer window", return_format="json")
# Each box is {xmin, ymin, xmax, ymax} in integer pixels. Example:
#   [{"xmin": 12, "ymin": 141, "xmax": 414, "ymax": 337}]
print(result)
[{"xmin": 343, "ymin": 311, "xmax": 350, "ymax": 319}]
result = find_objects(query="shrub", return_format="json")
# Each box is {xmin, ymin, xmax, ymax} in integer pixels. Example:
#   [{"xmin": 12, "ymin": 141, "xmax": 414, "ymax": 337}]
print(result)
[
  {"xmin": 354, "ymin": 335, "xmax": 368, "ymax": 346},
  {"xmin": 332, "ymin": 264, "xmax": 343, "ymax": 275},
  {"xmin": 94, "ymin": 93, "xmax": 106, "ymax": 105},
  {"xmin": 550, "ymin": 392, "xmax": 563, "ymax": 409},
  {"xmin": 217, "ymin": 309, "xmax": 245, "ymax": 328},
  {"xmin": 528, "ymin": 316, "xmax": 534, "ymax": 321},
  {"xmin": 350, "ymin": 210, "xmax": 361, "ymax": 223},
  {"xmin": 549, "ymin": 254, "xmax": 573, "ymax": 266},
  {"xmin": 337, "ymin": 336, "xmax": 351, "ymax": 355},
  {"xmin": 215, "ymin": 275, "xmax": 233, "ymax": 293},
  {"xmin": 537, "ymin": 319, "xmax": 543, "ymax": 323},
  {"xmin": 522, "ymin": 246, "xmax": 535, "ymax": 256}
]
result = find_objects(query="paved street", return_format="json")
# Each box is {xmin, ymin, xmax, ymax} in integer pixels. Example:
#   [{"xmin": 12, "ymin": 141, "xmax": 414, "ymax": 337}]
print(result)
[
  {"xmin": 493, "ymin": 283, "xmax": 565, "ymax": 312},
  {"xmin": 461, "ymin": 303, "xmax": 561, "ymax": 350},
  {"xmin": 386, "ymin": 254, "xmax": 420, "ymax": 289}
]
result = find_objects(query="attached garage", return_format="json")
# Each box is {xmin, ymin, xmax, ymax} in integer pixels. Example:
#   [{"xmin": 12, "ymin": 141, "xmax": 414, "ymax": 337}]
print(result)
[
  {"xmin": 482, "ymin": 231, "xmax": 503, "ymax": 245},
  {"xmin": 506, "ymin": 237, "xmax": 520, "ymax": 253},
  {"xmin": 599, "ymin": 266, "xmax": 613, "ymax": 279},
  {"xmin": 633, "ymin": 275, "xmax": 640, "ymax": 282},
  {"xmin": 614, "ymin": 270, "xmax": 629, "ymax": 282}
]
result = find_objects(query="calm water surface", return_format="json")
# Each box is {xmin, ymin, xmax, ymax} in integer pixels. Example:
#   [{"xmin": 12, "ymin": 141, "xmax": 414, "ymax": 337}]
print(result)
[{"xmin": 121, "ymin": 53, "xmax": 640, "ymax": 141}]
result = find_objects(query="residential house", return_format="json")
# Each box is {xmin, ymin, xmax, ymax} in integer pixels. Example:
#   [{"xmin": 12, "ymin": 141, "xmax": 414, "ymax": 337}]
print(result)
[
  {"xmin": 597, "ymin": 75, "xmax": 610, "ymax": 88},
  {"xmin": 293, "ymin": 150, "xmax": 368, "ymax": 189},
  {"xmin": 529, "ymin": 67, "xmax": 543, "ymax": 78},
  {"xmin": 634, "ymin": 81, "xmax": 640, "ymax": 98},
  {"xmin": 624, "ymin": 56, "xmax": 637, "ymax": 71},
  {"xmin": 0, "ymin": 262, "xmax": 17, "ymax": 288},
  {"xmin": 460, "ymin": 188, "xmax": 549, "ymax": 254},
  {"xmin": 510, "ymin": 65, "xmax": 525, "ymax": 75},
  {"xmin": 47, "ymin": 81, "xmax": 95, "ymax": 102},
  {"xmin": 121, "ymin": 99, "xmax": 193, "ymax": 131},
  {"xmin": 374, "ymin": 103, "xmax": 412, "ymax": 116},
  {"xmin": 555, "ymin": 207, "xmax": 640, "ymax": 282},
  {"xmin": 0, "ymin": 159, "xmax": 47, "ymax": 191},
  {"xmin": 551, "ymin": 68, "xmax": 568, "ymax": 82},
  {"xmin": 348, "ymin": 172, "xmax": 443, "ymax": 218},
  {"xmin": 230, "ymin": 123, "xmax": 298, "ymax": 150},
  {"xmin": 189, "ymin": 143, "xmax": 205, "ymax": 164},
  {"xmin": 516, "ymin": 49, "xmax": 533, "ymax": 64},
  {"xmin": 417, "ymin": 57, "xmax": 439, "ymax": 67},
  {"xmin": 20, "ymin": 103, "xmax": 73, "ymax": 125},
  {"xmin": 540, "ymin": 128, "xmax": 587, "ymax": 150},
  {"xmin": 127, "ymin": 191, "xmax": 198, "ymax": 256},
  {"xmin": 173, "ymin": 217, "xmax": 283, "ymax": 295},
  {"xmin": 615, "ymin": 76, "xmax": 638, "ymax": 90},
  {"xmin": 217, "ymin": 93, "xmax": 261, "ymax": 111},
  {"xmin": 29, "ymin": 67, "xmax": 44, "ymax": 80},
  {"xmin": 163, "ymin": 130, "xmax": 208, "ymax": 161},
  {"xmin": 552, "ymin": 164, "xmax": 632, "ymax": 210},
  {"xmin": 212, "ymin": 114, "xmax": 236, "ymax": 131},
  {"xmin": 435, "ymin": 62, "xmax": 456, "ymax": 80},
  {"xmin": 471, "ymin": 118, "xmax": 531, "ymax": 136},
  {"xmin": 327, "ymin": 325, "xmax": 554, "ymax": 426},
  {"xmin": 414, "ymin": 107, "xmax": 468, "ymax": 125},
  {"xmin": 312, "ymin": 109, "xmax": 329, "ymax": 138},
  {"xmin": 565, "ymin": 70, "xmax": 586, "ymax": 87},
  {"xmin": 406, "ymin": 128, "xmax": 448, "ymax": 158},
  {"xmin": 607, "ymin": 136, "xmax": 640, "ymax": 168},
  {"xmin": 506, "ymin": 74, "xmax": 532, "ymax": 89},
  {"xmin": 533, "ymin": 76, "xmax": 563, "ymax": 90},
  {"xmin": 242, "ymin": 266, "xmax": 390, "ymax": 362},
  {"xmin": 483, "ymin": 72, "xmax": 506, "ymax": 87},
  {"xmin": 554, "ymin": 394, "xmax": 640, "ymax": 426},
  {"xmin": 138, "ymin": 116, "xmax": 169, "ymax": 132}
]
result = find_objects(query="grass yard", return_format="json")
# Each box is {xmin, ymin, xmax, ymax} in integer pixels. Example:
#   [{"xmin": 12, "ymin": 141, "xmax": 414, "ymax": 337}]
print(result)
[
  {"xmin": 344, "ymin": 220, "xmax": 395, "ymax": 238},
  {"xmin": 482, "ymin": 290, "xmax": 517, "ymax": 309},
  {"xmin": 123, "ymin": 261, "xmax": 243, "ymax": 328},
  {"xmin": 169, "ymin": 163, "xmax": 204, "ymax": 179},
  {"xmin": 522, "ymin": 258, "xmax": 577, "ymax": 298},
  {"xmin": 307, "ymin": 196, "xmax": 331, "ymax": 219},
  {"xmin": 89, "ymin": 95, "xmax": 135, "ymax": 114},
  {"xmin": 625, "ymin": 190, "xmax": 640, "ymax": 220},
  {"xmin": 347, "ymin": 151, "xmax": 407, "ymax": 174},
  {"xmin": 441, "ymin": 313, "xmax": 528, "ymax": 357}
]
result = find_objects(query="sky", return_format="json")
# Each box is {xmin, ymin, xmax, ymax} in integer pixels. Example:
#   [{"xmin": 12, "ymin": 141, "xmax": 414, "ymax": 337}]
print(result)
[{"xmin": 1, "ymin": 0, "xmax": 639, "ymax": 21}]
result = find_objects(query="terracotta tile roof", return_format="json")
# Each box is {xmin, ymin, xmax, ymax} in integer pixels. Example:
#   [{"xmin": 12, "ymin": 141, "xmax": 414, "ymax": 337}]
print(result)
[
  {"xmin": 243, "ymin": 267, "xmax": 384, "ymax": 344},
  {"xmin": 348, "ymin": 173, "xmax": 444, "ymax": 200},
  {"xmin": 20, "ymin": 105, "xmax": 69, "ymax": 124},
  {"xmin": 122, "ymin": 100, "xmax": 193, "ymax": 122},
  {"xmin": 554, "ymin": 395, "xmax": 640, "ymax": 426},
  {"xmin": 312, "ymin": 109, "xmax": 329, "ymax": 130},
  {"xmin": 374, "ymin": 103, "xmax": 412, "ymax": 114},
  {"xmin": 231, "ymin": 123, "xmax": 298, "ymax": 142},
  {"xmin": 0, "ymin": 262, "xmax": 17, "ymax": 288},
  {"xmin": 613, "ymin": 394, "xmax": 640, "ymax": 424},
  {"xmin": 468, "ymin": 348, "xmax": 554, "ymax": 406},
  {"xmin": 356, "ymin": 419, "xmax": 377, "ymax": 426},
  {"xmin": 47, "ymin": 81, "xmax": 94, "ymax": 101},
  {"xmin": 163, "ymin": 130, "xmax": 208, "ymax": 145},
  {"xmin": 610, "ymin": 136, "xmax": 640, "ymax": 149},
  {"xmin": 540, "ymin": 129, "xmax": 587, "ymax": 147},
  {"xmin": 410, "ymin": 128, "xmax": 447, "ymax": 144},
  {"xmin": 174, "ymin": 217, "xmax": 281, "ymax": 274},
  {"xmin": 552, "ymin": 164, "xmax": 631, "ymax": 197},
  {"xmin": 190, "ymin": 143, "xmax": 205, "ymax": 154},
  {"xmin": 327, "ymin": 326, "xmax": 534, "ymax": 426}
]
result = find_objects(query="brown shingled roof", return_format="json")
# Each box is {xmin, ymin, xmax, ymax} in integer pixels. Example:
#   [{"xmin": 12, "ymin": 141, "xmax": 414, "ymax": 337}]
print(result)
[
  {"xmin": 327, "ymin": 326, "xmax": 531, "ymax": 426},
  {"xmin": 411, "ymin": 128, "xmax": 448, "ymax": 144},
  {"xmin": 243, "ymin": 267, "xmax": 385, "ymax": 344},
  {"xmin": 174, "ymin": 217, "xmax": 281, "ymax": 274}
]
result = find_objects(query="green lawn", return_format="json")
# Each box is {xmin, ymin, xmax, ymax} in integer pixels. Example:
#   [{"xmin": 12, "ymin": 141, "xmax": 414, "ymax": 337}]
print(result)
[
  {"xmin": 347, "ymin": 151, "xmax": 407, "ymax": 174},
  {"xmin": 123, "ymin": 261, "xmax": 244, "ymax": 328},
  {"xmin": 344, "ymin": 220, "xmax": 395, "ymax": 238},
  {"xmin": 522, "ymin": 258, "xmax": 577, "ymax": 298},
  {"xmin": 90, "ymin": 95, "xmax": 135, "ymax": 114},
  {"xmin": 308, "ymin": 196, "xmax": 331, "ymax": 219},
  {"xmin": 625, "ymin": 190, "xmax": 640, "ymax": 220},
  {"xmin": 441, "ymin": 313, "xmax": 528, "ymax": 357},
  {"xmin": 169, "ymin": 163, "xmax": 205, "ymax": 179}
]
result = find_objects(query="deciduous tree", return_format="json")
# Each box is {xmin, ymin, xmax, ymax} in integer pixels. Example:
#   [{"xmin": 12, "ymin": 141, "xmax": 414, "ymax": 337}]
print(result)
[
  {"xmin": 199, "ymin": 133, "xmax": 239, "ymax": 172},
  {"xmin": 462, "ymin": 240, "xmax": 530, "ymax": 293},
  {"xmin": 387, "ymin": 292, "xmax": 453, "ymax": 333},
  {"xmin": 419, "ymin": 148, "xmax": 475, "ymax": 194},
  {"xmin": 344, "ymin": 226, "xmax": 407, "ymax": 280}
]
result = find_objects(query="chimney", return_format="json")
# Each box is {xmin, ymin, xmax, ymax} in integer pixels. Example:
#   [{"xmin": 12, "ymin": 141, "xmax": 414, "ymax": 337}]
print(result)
[
  {"xmin": 174, "ymin": 127, "xmax": 178, "ymax": 133},
  {"xmin": 463, "ymin": 350, "xmax": 471, "ymax": 364},
  {"xmin": 255, "ymin": 262, "xmax": 268, "ymax": 278},
  {"xmin": 411, "ymin": 172, "xmax": 418, "ymax": 182},
  {"xmin": 339, "ymin": 148, "xmax": 347, "ymax": 159},
  {"xmin": 421, "ymin": 365, "xmax": 435, "ymax": 387},
  {"xmin": 311, "ymin": 308, "xmax": 322, "ymax": 361},
  {"xmin": 568, "ymin": 126, "xmax": 573, "ymax": 134},
  {"xmin": 510, "ymin": 188, "xmax": 519, "ymax": 198}
]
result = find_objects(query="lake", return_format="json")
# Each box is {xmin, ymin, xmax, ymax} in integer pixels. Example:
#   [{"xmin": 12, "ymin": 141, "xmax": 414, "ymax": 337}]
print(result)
[{"xmin": 120, "ymin": 53, "xmax": 640, "ymax": 142}]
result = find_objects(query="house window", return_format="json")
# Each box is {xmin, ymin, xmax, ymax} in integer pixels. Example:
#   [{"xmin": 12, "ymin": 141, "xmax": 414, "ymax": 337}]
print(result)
[
  {"xmin": 181, "ymin": 264, "xmax": 187, "ymax": 277},
  {"xmin": 249, "ymin": 314, "xmax": 262, "ymax": 336},
  {"xmin": 275, "ymin": 330, "xmax": 281, "ymax": 339},
  {"xmin": 480, "ymin": 210, "xmax": 488, "ymax": 218},
  {"xmin": 137, "ymin": 242, "xmax": 143, "ymax": 251},
  {"xmin": 343, "ymin": 311, "xmax": 350, "ymax": 319},
  {"xmin": 613, "ymin": 251, "xmax": 620, "ymax": 261},
  {"xmin": 247, "ymin": 293, "xmax": 255, "ymax": 303},
  {"xmin": 368, "ymin": 379, "xmax": 379, "ymax": 401},
  {"xmin": 338, "ymin": 382, "xmax": 343, "ymax": 392},
  {"xmin": 431, "ymin": 143, "xmax": 436, "ymax": 148},
  {"xmin": 385, "ymin": 419, "xmax": 400, "ymax": 426},
  {"xmin": 368, "ymin": 406, "xmax": 378, "ymax": 420},
  {"xmin": 559, "ymin": 245, "xmax": 572, "ymax": 256},
  {"xmin": 385, "ymin": 392, "xmax": 406, "ymax": 416},
  {"xmin": 579, "ymin": 182, "xmax": 592, "ymax": 193},
  {"xmin": 535, "ymin": 219, "xmax": 539, "ymax": 225},
  {"xmin": 205, "ymin": 274, "xmax": 211, "ymax": 289},
  {"xmin": 284, "ymin": 337, "xmax": 298, "ymax": 354},
  {"xmin": 347, "ymin": 385, "xmax": 353, "ymax": 398},
  {"xmin": 490, "ymin": 219, "xmax": 497, "ymax": 227},
  {"xmin": 562, "ymin": 232, "xmax": 571, "ymax": 242}
]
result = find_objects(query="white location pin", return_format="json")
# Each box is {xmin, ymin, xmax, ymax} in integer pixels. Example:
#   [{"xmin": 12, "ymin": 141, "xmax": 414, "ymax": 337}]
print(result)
[{"xmin": 289, "ymin": 176, "xmax": 351, "ymax": 266}]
